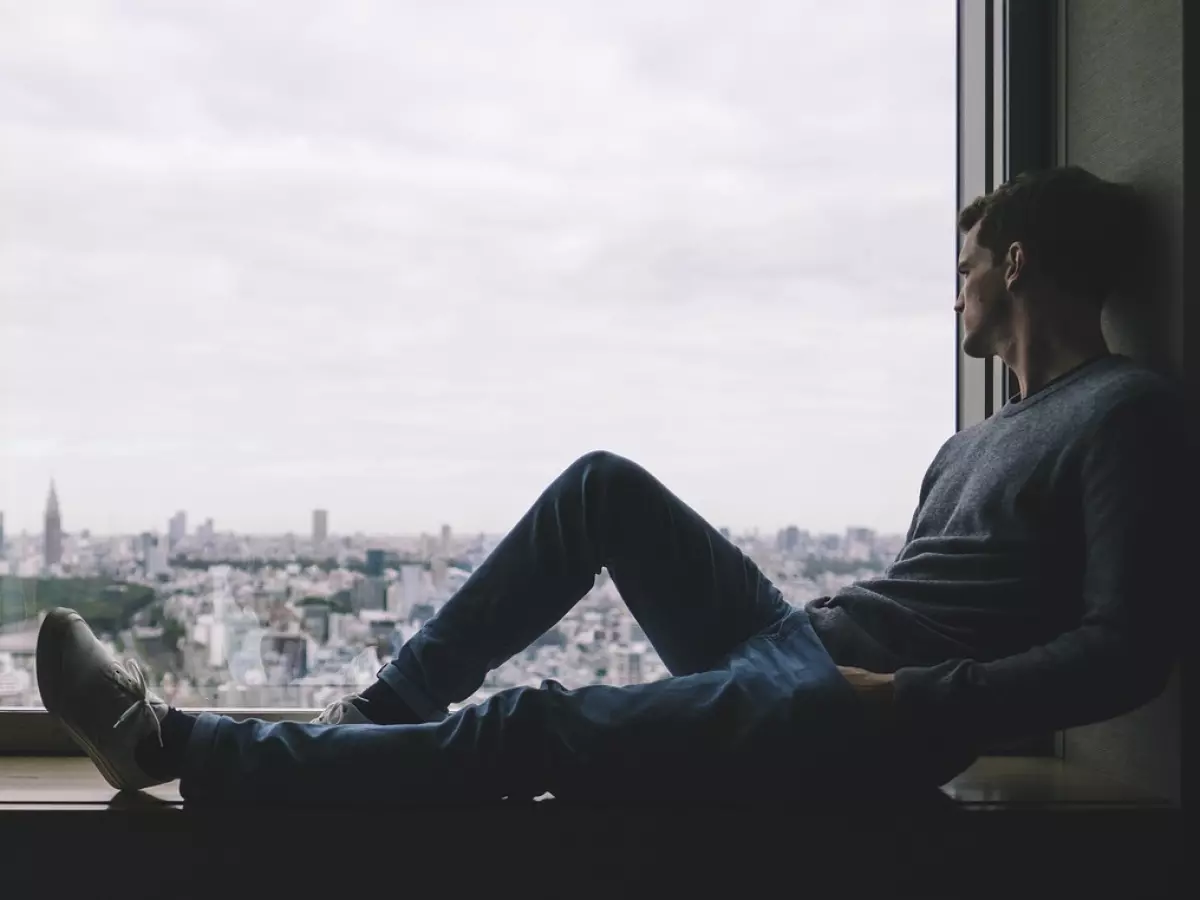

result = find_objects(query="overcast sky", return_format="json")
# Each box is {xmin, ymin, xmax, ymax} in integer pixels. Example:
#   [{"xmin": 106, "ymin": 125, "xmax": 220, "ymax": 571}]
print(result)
[{"xmin": 0, "ymin": 0, "xmax": 955, "ymax": 537}]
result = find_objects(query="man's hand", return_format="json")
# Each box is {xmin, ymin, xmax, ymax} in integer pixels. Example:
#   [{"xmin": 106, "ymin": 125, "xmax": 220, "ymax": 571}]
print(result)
[{"xmin": 837, "ymin": 666, "xmax": 896, "ymax": 721}]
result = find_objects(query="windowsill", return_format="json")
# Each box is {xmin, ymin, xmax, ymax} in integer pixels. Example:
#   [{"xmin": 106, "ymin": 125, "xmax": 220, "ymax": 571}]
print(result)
[
  {"xmin": 0, "ymin": 754, "xmax": 1176, "ymax": 812},
  {"xmin": 0, "ymin": 709, "xmax": 1179, "ymax": 812},
  {"xmin": 0, "ymin": 754, "xmax": 1180, "ymax": 893}
]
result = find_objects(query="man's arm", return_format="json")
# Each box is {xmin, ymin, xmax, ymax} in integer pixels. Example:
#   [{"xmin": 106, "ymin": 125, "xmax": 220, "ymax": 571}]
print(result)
[{"xmin": 883, "ymin": 390, "xmax": 1187, "ymax": 748}]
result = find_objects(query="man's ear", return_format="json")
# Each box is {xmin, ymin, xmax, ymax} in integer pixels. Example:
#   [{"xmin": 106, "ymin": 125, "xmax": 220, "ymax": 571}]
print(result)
[{"xmin": 1004, "ymin": 241, "xmax": 1026, "ymax": 291}]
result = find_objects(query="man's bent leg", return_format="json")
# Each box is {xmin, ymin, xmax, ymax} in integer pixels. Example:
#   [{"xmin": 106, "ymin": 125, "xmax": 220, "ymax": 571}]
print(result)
[
  {"xmin": 384, "ymin": 451, "xmax": 790, "ymax": 719},
  {"xmin": 183, "ymin": 613, "xmax": 873, "ymax": 806}
]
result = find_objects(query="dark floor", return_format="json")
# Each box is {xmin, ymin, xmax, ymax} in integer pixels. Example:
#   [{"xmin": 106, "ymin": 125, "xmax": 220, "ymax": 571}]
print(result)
[{"xmin": 0, "ymin": 755, "xmax": 1182, "ymax": 897}]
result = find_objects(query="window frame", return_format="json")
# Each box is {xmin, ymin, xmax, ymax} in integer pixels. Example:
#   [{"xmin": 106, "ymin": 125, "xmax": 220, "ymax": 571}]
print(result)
[
  {"xmin": 1, "ymin": 0, "xmax": 1060, "ymax": 756},
  {"xmin": 958, "ymin": 0, "xmax": 1062, "ymax": 757}
]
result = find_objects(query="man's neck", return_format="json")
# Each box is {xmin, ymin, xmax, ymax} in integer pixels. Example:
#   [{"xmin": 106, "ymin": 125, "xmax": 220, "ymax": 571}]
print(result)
[{"xmin": 999, "ymin": 316, "xmax": 1110, "ymax": 399}]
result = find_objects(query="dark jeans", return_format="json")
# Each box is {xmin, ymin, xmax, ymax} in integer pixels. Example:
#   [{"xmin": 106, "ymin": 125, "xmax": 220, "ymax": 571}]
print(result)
[{"xmin": 179, "ymin": 452, "xmax": 887, "ymax": 805}]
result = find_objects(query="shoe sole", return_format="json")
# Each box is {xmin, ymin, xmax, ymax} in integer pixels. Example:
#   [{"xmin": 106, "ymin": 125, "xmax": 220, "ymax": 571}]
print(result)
[{"xmin": 36, "ymin": 608, "xmax": 142, "ymax": 792}]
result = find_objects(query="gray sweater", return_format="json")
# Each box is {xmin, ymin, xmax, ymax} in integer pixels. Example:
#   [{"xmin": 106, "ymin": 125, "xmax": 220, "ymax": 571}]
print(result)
[{"xmin": 807, "ymin": 354, "xmax": 1187, "ymax": 752}]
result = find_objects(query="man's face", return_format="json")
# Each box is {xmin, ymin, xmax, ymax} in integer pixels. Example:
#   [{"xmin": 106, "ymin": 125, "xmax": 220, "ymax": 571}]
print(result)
[{"xmin": 955, "ymin": 221, "xmax": 1011, "ymax": 358}]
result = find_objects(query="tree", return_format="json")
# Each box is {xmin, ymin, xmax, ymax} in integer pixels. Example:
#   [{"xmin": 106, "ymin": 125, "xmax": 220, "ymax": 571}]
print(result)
[{"xmin": 20, "ymin": 577, "xmax": 157, "ymax": 633}]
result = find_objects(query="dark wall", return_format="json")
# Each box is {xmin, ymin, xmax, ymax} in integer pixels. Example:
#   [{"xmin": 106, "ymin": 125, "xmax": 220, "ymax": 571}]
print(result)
[{"xmin": 1059, "ymin": 0, "xmax": 1188, "ymax": 804}]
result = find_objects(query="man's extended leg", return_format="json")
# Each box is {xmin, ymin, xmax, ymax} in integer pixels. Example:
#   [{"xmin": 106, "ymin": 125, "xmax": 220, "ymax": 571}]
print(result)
[
  {"xmin": 366, "ymin": 451, "xmax": 791, "ymax": 722},
  {"xmin": 39, "ymin": 605, "xmax": 880, "ymax": 806}
]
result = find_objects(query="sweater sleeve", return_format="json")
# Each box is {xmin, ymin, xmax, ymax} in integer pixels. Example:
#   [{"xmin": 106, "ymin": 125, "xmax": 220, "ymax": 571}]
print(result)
[{"xmin": 890, "ymin": 389, "xmax": 1188, "ymax": 748}]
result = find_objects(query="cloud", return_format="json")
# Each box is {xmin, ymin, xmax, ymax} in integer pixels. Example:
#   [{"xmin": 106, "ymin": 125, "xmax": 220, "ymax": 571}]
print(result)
[{"xmin": 0, "ymin": 0, "xmax": 955, "ymax": 534}]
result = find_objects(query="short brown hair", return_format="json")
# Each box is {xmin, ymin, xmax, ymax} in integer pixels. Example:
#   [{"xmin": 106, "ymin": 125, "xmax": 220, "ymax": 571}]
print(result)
[{"xmin": 959, "ymin": 166, "xmax": 1144, "ymax": 304}]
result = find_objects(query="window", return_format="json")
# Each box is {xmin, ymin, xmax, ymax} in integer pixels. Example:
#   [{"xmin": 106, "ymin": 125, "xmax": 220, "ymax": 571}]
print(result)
[{"xmin": 0, "ymin": 1, "xmax": 956, "ymax": 722}]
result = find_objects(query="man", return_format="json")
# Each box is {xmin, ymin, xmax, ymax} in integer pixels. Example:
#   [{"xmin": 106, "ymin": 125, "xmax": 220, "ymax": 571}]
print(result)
[{"xmin": 38, "ymin": 166, "xmax": 1185, "ymax": 806}]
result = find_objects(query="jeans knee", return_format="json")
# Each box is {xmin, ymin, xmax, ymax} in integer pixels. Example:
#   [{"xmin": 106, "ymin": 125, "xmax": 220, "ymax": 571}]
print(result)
[
  {"xmin": 564, "ymin": 451, "xmax": 652, "ymax": 549},
  {"xmin": 569, "ymin": 449, "xmax": 639, "ymax": 484}
]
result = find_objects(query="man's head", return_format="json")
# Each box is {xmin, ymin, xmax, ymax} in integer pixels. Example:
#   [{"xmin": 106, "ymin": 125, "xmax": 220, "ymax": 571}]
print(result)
[{"xmin": 955, "ymin": 166, "xmax": 1141, "ymax": 359}]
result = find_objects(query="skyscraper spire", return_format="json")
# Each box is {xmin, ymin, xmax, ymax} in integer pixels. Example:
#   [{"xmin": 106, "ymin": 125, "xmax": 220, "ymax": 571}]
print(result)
[{"xmin": 44, "ymin": 479, "xmax": 63, "ymax": 568}]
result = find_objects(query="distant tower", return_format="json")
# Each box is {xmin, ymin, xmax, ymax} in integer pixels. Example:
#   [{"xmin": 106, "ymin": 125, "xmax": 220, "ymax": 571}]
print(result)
[
  {"xmin": 0, "ymin": 509, "xmax": 6, "ymax": 554},
  {"xmin": 777, "ymin": 525, "xmax": 801, "ymax": 553},
  {"xmin": 44, "ymin": 481, "xmax": 63, "ymax": 567},
  {"xmin": 364, "ymin": 548, "xmax": 385, "ymax": 578},
  {"xmin": 168, "ymin": 510, "xmax": 187, "ymax": 548},
  {"xmin": 312, "ymin": 509, "xmax": 329, "ymax": 543}
]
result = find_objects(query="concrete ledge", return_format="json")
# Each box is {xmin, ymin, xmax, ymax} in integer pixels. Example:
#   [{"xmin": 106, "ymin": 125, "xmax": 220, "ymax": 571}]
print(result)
[
  {"xmin": 0, "ymin": 754, "xmax": 1175, "ymax": 810},
  {"xmin": 941, "ymin": 755, "xmax": 1176, "ymax": 808},
  {"xmin": 0, "ymin": 755, "xmax": 1182, "ymax": 895}
]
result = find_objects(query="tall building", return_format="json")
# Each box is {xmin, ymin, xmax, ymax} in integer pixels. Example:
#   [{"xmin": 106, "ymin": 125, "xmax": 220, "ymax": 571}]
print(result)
[
  {"xmin": 364, "ymin": 548, "xmax": 385, "ymax": 578},
  {"xmin": 301, "ymin": 601, "xmax": 332, "ymax": 644},
  {"xmin": 777, "ymin": 525, "xmax": 802, "ymax": 553},
  {"xmin": 312, "ymin": 509, "xmax": 329, "ymax": 543},
  {"xmin": 430, "ymin": 557, "xmax": 448, "ymax": 592},
  {"xmin": 137, "ymin": 532, "xmax": 153, "ymax": 564},
  {"xmin": 44, "ymin": 481, "xmax": 62, "ymax": 568},
  {"xmin": 386, "ymin": 582, "xmax": 410, "ymax": 619},
  {"xmin": 844, "ymin": 527, "xmax": 876, "ymax": 562},
  {"xmin": 610, "ymin": 647, "xmax": 644, "ymax": 686},
  {"xmin": 400, "ymin": 564, "xmax": 425, "ymax": 610},
  {"xmin": 168, "ymin": 511, "xmax": 187, "ymax": 548},
  {"xmin": 146, "ymin": 535, "xmax": 170, "ymax": 577},
  {"xmin": 352, "ymin": 575, "xmax": 387, "ymax": 611},
  {"xmin": 440, "ymin": 523, "xmax": 452, "ymax": 553},
  {"xmin": 0, "ymin": 510, "xmax": 5, "ymax": 554},
  {"xmin": 262, "ymin": 632, "xmax": 309, "ymax": 681}
]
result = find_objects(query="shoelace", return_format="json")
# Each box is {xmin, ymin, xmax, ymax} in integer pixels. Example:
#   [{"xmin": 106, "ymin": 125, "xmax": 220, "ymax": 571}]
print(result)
[{"xmin": 113, "ymin": 658, "xmax": 163, "ymax": 747}]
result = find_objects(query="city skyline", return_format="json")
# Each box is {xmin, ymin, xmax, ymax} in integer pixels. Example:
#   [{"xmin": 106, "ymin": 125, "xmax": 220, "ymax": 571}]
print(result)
[
  {"xmin": 0, "ymin": 479, "xmax": 902, "ymax": 541},
  {"xmin": 1, "ymin": 496, "xmax": 898, "ymax": 710},
  {"xmin": 0, "ymin": 1, "xmax": 956, "ymax": 535}
]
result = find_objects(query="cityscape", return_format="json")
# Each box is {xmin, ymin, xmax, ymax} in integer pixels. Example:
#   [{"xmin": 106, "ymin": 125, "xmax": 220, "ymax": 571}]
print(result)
[{"xmin": 0, "ymin": 483, "xmax": 905, "ymax": 711}]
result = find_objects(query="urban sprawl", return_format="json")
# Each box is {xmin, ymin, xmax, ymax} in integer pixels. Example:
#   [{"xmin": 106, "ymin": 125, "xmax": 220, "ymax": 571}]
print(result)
[{"xmin": 0, "ymin": 484, "xmax": 903, "ymax": 710}]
